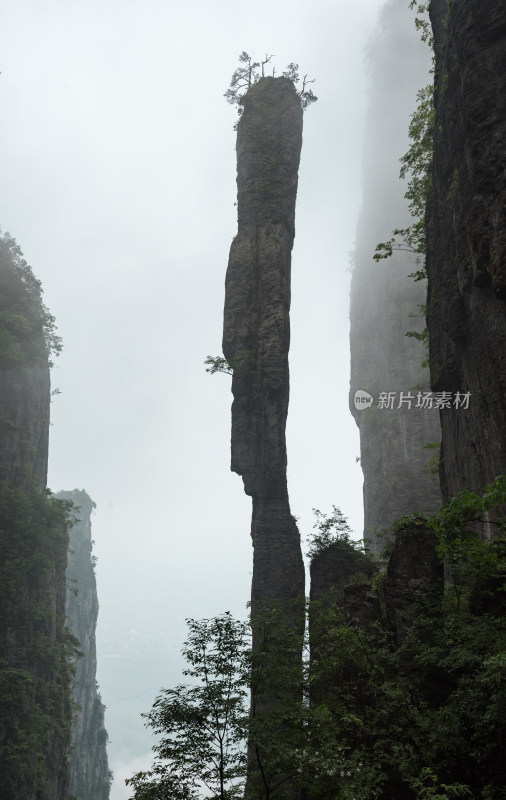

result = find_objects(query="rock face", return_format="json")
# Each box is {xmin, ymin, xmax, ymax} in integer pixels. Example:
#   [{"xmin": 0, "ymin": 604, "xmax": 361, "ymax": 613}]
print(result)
[
  {"xmin": 349, "ymin": 0, "xmax": 441, "ymax": 552},
  {"xmin": 0, "ymin": 240, "xmax": 50, "ymax": 492},
  {"xmin": 309, "ymin": 541, "xmax": 380, "ymax": 698},
  {"xmin": 427, "ymin": 0, "xmax": 506, "ymax": 503},
  {"xmin": 223, "ymin": 77, "xmax": 305, "ymax": 616},
  {"xmin": 60, "ymin": 489, "xmax": 111, "ymax": 800},
  {"xmin": 310, "ymin": 541, "xmax": 376, "ymax": 606},
  {"xmin": 0, "ymin": 234, "xmax": 72, "ymax": 800},
  {"xmin": 384, "ymin": 522, "xmax": 443, "ymax": 645}
]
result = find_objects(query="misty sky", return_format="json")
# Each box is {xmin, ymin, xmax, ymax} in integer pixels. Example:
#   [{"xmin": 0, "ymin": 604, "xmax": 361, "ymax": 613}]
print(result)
[{"xmin": 0, "ymin": 1, "xmax": 427, "ymax": 797}]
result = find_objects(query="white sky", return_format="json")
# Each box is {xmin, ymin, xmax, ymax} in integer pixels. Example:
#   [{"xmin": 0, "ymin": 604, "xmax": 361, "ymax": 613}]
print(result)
[{"xmin": 0, "ymin": 1, "xmax": 412, "ymax": 797}]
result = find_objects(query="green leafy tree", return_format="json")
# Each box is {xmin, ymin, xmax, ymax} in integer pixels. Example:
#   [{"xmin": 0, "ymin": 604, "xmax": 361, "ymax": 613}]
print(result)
[
  {"xmin": 128, "ymin": 605, "xmax": 311, "ymax": 800},
  {"xmin": 224, "ymin": 51, "xmax": 317, "ymax": 124},
  {"xmin": 303, "ymin": 480, "xmax": 506, "ymax": 800},
  {"xmin": 129, "ymin": 483, "xmax": 506, "ymax": 800},
  {"xmin": 0, "ymin": 230, "xmax": 62, "ymax": 366},
  {"xmin": 204, "ymin": 355, "xmax": 233, "ymax": 375},
  {"xmin": 127, "ymin": 614, "xmax": 249, "ymax": 800},
  {"xmin": 306, "ymin": 506, "xmax": 363, "ymax": 560},
  {"xmin": 373, "ymin": 82, "xmax": 434, "ymax": 281},
  {"xmin": 246, "ymin": 601, "xmax": 307, "ymax": 800},
  {"xmin": 373, "ymin": 3, "xmax": 435, "ymax": 364}
]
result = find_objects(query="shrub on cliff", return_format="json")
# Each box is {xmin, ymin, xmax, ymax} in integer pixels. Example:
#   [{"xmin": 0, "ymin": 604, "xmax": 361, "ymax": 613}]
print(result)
[
  {"xmin": 0, "ymin": 231, "xmax": 62, "ymax": 367},
  {"xmin": 224, "ymin": 51, "xmax": 317, "ymax": 126}
]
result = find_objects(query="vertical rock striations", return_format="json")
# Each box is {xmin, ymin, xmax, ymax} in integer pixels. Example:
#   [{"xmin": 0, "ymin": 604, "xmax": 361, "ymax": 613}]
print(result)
[
  {"xmin": 60, "ymin": 489, "xmax": 111, "ymax": 800},
  {"xmin": 349, "ymin": 0, "xmax": 441, "ymax": 552},
  {"xmin": 223, "ymin": 76, "xmax": 305, "ymax": 617},
  {"xmin": 0, "ymin": 239, "xmax": 50, "ymax": 492},
  {"xmin": 427, "ymin": 0, "xmax": 506, "ymax": 502},
  {"xmin": 384, "ymin": 521, "xmax": 443, "ymax": 645},
  {"xmin": 0, "ymin": 234, "xmax": 72, "ymax": 800}
]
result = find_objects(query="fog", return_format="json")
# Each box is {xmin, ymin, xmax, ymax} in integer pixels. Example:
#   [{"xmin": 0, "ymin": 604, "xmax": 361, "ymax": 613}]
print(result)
[{"xmin": 0, "ymin": 1, "xmax": 428, "ymax": 797}]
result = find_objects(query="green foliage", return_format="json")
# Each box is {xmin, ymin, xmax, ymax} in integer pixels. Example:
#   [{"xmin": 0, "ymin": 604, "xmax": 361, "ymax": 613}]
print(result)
[
  {"xmin": 409, "ymin": 767, "xmax": 473, "ymax": 800},
  {"xmin": 205, "ymin": 351, "xmax": 256, "ymax": 376},
  {"xmin": 428, "ymin": 476, "xmax": 506, "ymax": 611},
  {"xmin": 304, "ymin": 481, "xmax": 506, "ymax": 798},
  {"xmin": 373, "ymin": 82, "xmax": 434, "ymax": 278},
  {"xmin": 408, "ymin": 3, "xmax": 434, "ymax": 50},
  {"xmin": 128, "ymin": 614, "xmax": 249, "ymax": 800},
  {"xmin": 224, "ymin": 51, "xmax": 317, "ymax": 125},
  {"xmin": 204, "ymin": 355, "xmax": 233, "ymax": 376},
  {"xmin": 246, "ymin": 602, "xmax": 307, "ymax": 800},
  {"xmin": 423, "ymin": 441, "xmax": 441, "ymax": 476},
  {"xmin": 0, "ymin": 230, "xmax": 62, "ymax": 368},
  {"xmin": 131, "ymin": 482, "xmax": 506, "ymax": 800},
  {"xmin": 374, "ymin": 8, "xmax": 435, "ymax": 368},
  {"xmin": 129, "ymin": 605, "xmax": 309, "ymax": 800},
  {"xmin": 0, "ymin": 486, "xmax": 78, "ymax": 798},
  {"xmin": 306, "ymin": 506, "xmax": 364, "ymax": 561}
]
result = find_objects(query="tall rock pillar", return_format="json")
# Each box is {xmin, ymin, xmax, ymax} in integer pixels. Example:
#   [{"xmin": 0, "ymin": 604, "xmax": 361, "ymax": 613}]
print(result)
[
  {"xmin": 223, "ymin": 76, "xmax": 305, "ymax": 617},
  {"xmin": 427, "ymin": 0, "xmax": 506, "ymax": 502},
  {"xmin": 60, "ymin": 489, "xmax": 111, "ymax": 800}
]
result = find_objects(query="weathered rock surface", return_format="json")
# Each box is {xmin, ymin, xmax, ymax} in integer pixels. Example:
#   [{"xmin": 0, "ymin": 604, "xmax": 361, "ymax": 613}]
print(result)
[
  {"xmin": 223, "ymin": 77, "xmax": 305, "ymax": 614},
  {"xmin": 384, "ymin": 522, "xmax": 443, "ymax": 645},
  {"xmin": 350, "ymin": 0, "xmax": 441, "ymax": 552},
  {"xmin": 60, "ymin": 489, "xmax": 111, "ymax": 800},
  {"xmin": 427, "ymin": 0, "xmax": 506, "ymax": 502},
  {"xmin": 0, "ymin": 240, "xmax": 50, "ymax": 492},
  {"xmin": 0, "ymin": 235, "xmax": 71, "ymax": 800},
  {"xmin": 343, "ymin": 582, "xmax": 382, "ymax": 626},
  {"xmin": 310, "ymin": 540, "xmax": 376, "ymax": 605},
  {"xmin": 309, "ymin": 540, "xmax": 380, "ymax": 640},
  {"xmin": 308, "ymin": 542, "xmax": 379, "ymax": 713}
]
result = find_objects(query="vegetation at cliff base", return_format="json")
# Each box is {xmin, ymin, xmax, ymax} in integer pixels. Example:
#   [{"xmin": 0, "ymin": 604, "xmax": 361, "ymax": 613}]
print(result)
[
  {"xmin": 129, "ymin": 480, "xmax": 506, "ymax": 800},
  {"xmin": 0, "ymin": 487, "xmax": 79, "ymax": 798},
  {"xmin": 126, "ymin": 614, "xmax": 248, "ymax": 800}
]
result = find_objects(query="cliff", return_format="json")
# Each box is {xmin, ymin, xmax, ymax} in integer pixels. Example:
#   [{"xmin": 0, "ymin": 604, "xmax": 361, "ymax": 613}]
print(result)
[
  {"xmin": 223, "ymin": 76, "xmax": 305, "ymax": 618},
  {"xmin": 427, "ymin": 0, "xmax": 506, "ymax": 503},
  {"xmin": 303, "ymin": 4, "xmax": 506, "ymax": 796},
  {"xmin": 0, "ymin": 233, "xmax": 73, "ymax": 799},
  {"xmin": 0, "ymin": 235, "xmax": 50, "ymax": 492},
  {"xmin": 60, "ymin": 489, "xmax": 111, "ymax": 800},
  {"xmin": 349, "ymin": 0, "xmax": 441, "ymax": 552}
]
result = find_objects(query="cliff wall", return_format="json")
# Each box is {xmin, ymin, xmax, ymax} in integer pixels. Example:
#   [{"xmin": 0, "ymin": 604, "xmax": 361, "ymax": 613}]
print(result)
[
  {"xmin": 0, "ymin": 234, "xmax": 72, "ymax": 800},
  {"xmin": 427, "ymin": 0, "xmax": 506, "ymax": 503},
  {"xmin": 60, "ymin": 489, "xmax": 111, "ymax": 800},
  {"xmin": 349, "ymin": 0, "xmax": 441, "ymax": 551}
]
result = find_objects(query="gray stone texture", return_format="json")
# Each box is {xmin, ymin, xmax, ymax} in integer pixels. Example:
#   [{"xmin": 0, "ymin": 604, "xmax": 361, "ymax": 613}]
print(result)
[
  {"xmin": 60, "ymin": 489, "xmax": 111, "ymax": 800},
  {"xmin": 384, "ymin": 523, "xmax": 443, "ymax": 645},
  {"xmin": 0, "ymin": 239, "xmax": 50, "ymax": 492},
  {"xmin": 223, "ymin": 77, "xmax": 305, "ymax": 613},
  {"xmin": 349, "ymin": 0, "xmax": 441, "ymax": 552},
  {"xmin": 0, "ymin": 239, "xmax": 70, "ymax": 800},
  {"xmin": 427, "ymin": 0, "xmax": 506, "ymax": 502}
]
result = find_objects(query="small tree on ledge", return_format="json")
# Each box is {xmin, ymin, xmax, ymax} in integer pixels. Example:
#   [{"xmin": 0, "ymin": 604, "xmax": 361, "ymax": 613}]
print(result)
[{"xmin": 224, "ymin": 51, "xmax": 317, "ymax": 126}]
